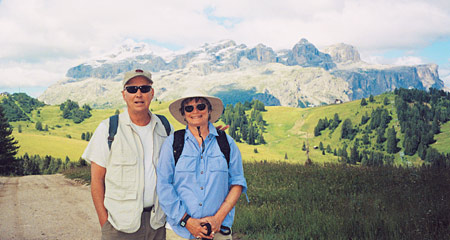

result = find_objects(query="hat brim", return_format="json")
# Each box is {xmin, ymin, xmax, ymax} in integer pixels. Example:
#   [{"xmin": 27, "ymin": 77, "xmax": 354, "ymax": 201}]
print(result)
[{"xmin": 169, "ymin": 95, "xmax": 224, "ymax": 125}]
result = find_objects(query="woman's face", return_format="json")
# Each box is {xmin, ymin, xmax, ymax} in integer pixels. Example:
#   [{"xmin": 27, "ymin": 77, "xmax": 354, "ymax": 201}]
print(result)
[{"xmin": 183, "ymin": 98, "xmax": 210, "ymax": 127}]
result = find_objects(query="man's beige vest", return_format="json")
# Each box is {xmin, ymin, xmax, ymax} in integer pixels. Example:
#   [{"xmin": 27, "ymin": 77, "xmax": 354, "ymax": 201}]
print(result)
[{"xmin": 104, "ymin": 111, "xmax": 170, "ymax": 233}]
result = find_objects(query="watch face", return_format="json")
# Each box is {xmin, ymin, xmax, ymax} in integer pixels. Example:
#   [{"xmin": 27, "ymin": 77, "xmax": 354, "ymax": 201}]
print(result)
[{"xmin": 180, "ymin": 221, "xmax": 186, "ymax": 227}]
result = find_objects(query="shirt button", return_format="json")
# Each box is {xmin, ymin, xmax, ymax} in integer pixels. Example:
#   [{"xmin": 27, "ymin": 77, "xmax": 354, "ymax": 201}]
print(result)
[
  {"xmin": 199, "ymin": 203, "xmax": 203, "ymax": 206},
  {"xmin": 200, "ymin": 187, "xmax": 204, "ymax": 190},
  {"xmin": 201, "ymin": 171, "xmax": 203, "ymax": 174}
]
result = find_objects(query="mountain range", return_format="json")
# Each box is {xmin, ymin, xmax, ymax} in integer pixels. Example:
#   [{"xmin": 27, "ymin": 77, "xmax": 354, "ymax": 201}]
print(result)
[{"xmin": 39, "ymin": 38, "xmax": 445, "ymax": 108}]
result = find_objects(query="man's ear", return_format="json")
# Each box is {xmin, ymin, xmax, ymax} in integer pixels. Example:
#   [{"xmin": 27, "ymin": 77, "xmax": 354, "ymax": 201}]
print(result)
[{"xmin": 150, "ymin": 88, "xmax": 155, "ymax": 101}]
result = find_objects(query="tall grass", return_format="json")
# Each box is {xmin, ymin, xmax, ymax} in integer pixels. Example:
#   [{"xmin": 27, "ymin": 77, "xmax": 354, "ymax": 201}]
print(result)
[{"xmin": 233, "ymin": 162, "xmax": 450, "ymax": 240}]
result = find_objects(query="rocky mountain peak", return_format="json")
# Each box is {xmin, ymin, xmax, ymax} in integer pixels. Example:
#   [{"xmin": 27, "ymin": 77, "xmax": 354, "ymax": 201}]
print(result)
[
  {"xmin": 40, "ymin": 38, "xmax": 445, "ymax": 109},
  {"xmin": 287, "ymin": 38, "xmax": 336, "ymax": 70},
  {"xmin": 323, "ymin": 43, "xmax": 361, "ymax": 63}
]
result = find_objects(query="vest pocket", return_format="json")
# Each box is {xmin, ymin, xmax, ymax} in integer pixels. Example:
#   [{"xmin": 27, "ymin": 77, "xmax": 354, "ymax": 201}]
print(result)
[
  {"xmin": 109, "ymin": 154, "xmax": 138, "ymax": 184},
  {"xmin": 104, "ymin": 189, "xmax": 138, "ymax": 227},
  {"xmin": 105, "ymin": 189, "xmax": 137, "ymax": 200}
]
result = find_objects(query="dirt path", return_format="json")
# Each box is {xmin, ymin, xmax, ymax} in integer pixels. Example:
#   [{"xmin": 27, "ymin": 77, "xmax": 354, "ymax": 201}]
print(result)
[{"xmin": 0, "ymin": 174, "xmax": 101, "ymax": 240}]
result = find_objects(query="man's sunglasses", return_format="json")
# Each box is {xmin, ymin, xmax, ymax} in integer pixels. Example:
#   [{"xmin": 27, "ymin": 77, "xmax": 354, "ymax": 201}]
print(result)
[
  {"xmin": 124, "ymin": 85, "xmax": 152, "ymax": 94},
  {"xmin": 184, "ymin": 103, "xmax": 207, "ymax": 113}
]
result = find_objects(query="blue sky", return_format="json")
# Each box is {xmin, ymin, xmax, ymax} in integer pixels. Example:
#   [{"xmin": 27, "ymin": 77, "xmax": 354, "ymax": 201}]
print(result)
[{"xmin": 1, "ymin": 0, "xmax": 449, "ymax": 97}]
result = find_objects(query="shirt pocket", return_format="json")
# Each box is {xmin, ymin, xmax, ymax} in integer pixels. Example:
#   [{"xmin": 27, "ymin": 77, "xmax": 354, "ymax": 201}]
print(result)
[
  {"xmin": 175, "ymin": 155, "xmax": 196, "ymax": 173},
  {"xmin": 208, "ymin": 154, "xmax": 228, "ymax": 172}
]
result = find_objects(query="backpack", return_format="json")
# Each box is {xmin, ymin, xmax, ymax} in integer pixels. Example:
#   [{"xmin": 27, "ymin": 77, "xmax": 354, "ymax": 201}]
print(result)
[
  {"xmin": 172, "ymin": 129, "xmax": 230, "ymax": 168},
  {"xmin": 107, "ymin": 114, "xmax": 171, "ymax": 149}
]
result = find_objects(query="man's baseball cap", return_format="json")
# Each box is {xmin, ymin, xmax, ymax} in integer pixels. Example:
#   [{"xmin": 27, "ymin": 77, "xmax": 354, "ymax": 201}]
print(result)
[{"xmin": 122, "ymin": 69, "xmax": 153, "ymax": 87}]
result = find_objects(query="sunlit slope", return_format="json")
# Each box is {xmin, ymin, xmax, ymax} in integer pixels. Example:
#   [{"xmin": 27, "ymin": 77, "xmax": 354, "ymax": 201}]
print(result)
[{"xmin": 10, "ymin": 93, "xmax": 450, "ymax": 164}]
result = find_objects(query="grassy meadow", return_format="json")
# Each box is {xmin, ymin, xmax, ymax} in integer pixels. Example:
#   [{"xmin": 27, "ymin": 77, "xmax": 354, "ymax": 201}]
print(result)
[{"xmin": 9, "ymin": 92, "xmax": 449, "ymax": 165}]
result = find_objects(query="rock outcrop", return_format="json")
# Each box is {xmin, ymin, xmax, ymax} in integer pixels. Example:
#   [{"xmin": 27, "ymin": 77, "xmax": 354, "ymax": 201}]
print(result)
[{"xmin": 39, "ymin": 39, "xmax": 445, "ymax": 108}]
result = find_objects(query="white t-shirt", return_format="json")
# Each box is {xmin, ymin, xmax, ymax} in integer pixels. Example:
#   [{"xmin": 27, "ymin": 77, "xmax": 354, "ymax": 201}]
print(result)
[
  {"xmin": 82, "ymin": 116, "xmax": 157, "ymax": 208},
  {"xmin": 132, "ymin": 121, "xmax": 156, "ymax": 208}
]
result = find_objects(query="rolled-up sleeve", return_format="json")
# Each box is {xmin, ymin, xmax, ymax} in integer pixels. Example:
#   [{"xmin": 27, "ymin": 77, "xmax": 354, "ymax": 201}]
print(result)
[
  {"xmin": 227, "ymin": 135, "xmax": 247, "ymax": 194},
  {"xmin": 156, "ymin": 135, "xmax": 187, "ymax": 226}
]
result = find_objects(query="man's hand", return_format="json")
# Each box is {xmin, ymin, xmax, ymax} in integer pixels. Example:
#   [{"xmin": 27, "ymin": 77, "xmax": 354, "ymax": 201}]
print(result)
[
  {"xmin": 91, "ymin": 162, "xmax": 108, "ymax": 227},
  {"xmin": 185, "ymin": 217, "xmax": 212, "ymax": 239},
  {"xmin": 215, "ymin": 125, "xmax": 229, "ymax": 132},
  {"xmin": 201, "ymin": 216, "xmax": 222, "ymax": 238}
]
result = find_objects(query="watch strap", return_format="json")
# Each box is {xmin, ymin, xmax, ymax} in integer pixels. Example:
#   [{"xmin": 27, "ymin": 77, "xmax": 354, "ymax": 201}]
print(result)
[{"xmin": 180, "ymin": 214, "xmax": 191, "ymax": 227}]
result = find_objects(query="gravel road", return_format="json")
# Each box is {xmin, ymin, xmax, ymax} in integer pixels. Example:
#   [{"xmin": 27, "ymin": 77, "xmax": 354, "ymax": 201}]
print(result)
[{"xmin": 0, "ymin": 174, "xmax": 101, "ymax": 240}]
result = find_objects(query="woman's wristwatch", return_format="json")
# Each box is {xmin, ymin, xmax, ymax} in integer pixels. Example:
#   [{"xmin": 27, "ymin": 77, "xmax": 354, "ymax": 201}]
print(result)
[{"xmin": 180, "ymin": 214, "xmax": 191, "ymax": 227}]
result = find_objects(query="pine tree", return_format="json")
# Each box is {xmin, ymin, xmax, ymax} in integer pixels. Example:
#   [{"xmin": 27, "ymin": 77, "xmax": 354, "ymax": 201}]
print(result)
[
  {"xmin": 35, "ymin": 121, "xmax": 43, "ymax": 131},
  {"xmin": 257, "ymin": 129, "xmax": 265, "ymax": 144},
  {"xmin": 349, "ymin": 143, "xmax": 359, "ymax": 164},
  {"xmin": 386, "ymin": 126, "xmax": 398, "ymax": 154},
  {"xmin": 376, "ymin": 128, "xmax": 386, "ymax": 144},
  {"xmin": 362, "ymin": 132, "xmax": 370, "ymax": 145},
  {"xmin": 229, "ymin": 121, "xmax": 237, "ymax": 140},
  {"xmin": 360, "ymin": 98, "xmax": 368, "ymax": 106},
  {"xmin": 341, "ymin": 118, "xmax": 355, "ymax": 140},
  {"xmin": 361, "ymin": 112, "xmax": 370, "ymax": 125},
  {"xmin": 240, "ymin": 120, "xmax": 248, "ymax": 142},
  {"xmin": 330, "ymin": 113, "xmax": 341, "ymax": 130},
  {"xmin": 369, "ymin": 94, "xmax": 375, "ymax": 102},
  {"xmin": 432, "ymin": 116, "xmax": 440, "ymax": 134},
  {"xmin": 0, "ymin": 104, "xmax": 19, "ymax": 175},
  {"xmin": 326, "ymin": 145, "xmax": 332, "ymax": 153},
  {"xmin": 248, "ymin": 123, "xmax": 256, "ymax": 145}
]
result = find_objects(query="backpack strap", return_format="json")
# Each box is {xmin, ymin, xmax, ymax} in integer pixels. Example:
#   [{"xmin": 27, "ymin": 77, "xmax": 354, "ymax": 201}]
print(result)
[
  {"xmin": 173, "ymin": 129, "xmax": 186, "ymax": 166},
  {"xmin": 108, "ymin": 115, "xmax": 119, "ymax": 150},
  {"xmin": 216, "ymin": 130, "xmax": 230, "ymax": 168},
  {"xmin": 155, "ymin": 114, "xmax": 171, "ymax": 136},
  {"xmin": 173, "ymin": 129, "xmax": 230, "ymax": 168}
]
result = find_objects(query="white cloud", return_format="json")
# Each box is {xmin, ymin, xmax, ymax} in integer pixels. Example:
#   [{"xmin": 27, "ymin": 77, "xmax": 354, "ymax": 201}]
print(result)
[
  {"xmin": 0, "ymin": 59, "xmax": 77, "ymax": 87},
  {"xmin": 0, "ymin": 0, "xmax": 449, "ymax": 93},
  {"xmin": 393, "ymin": 56, "xmax": 425, "ymax": 66}
]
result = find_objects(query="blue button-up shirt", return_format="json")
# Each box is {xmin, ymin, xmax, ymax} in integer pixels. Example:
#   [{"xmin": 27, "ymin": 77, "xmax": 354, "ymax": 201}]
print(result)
[{"xmin": 157, "ymin": 122, "xmax": 247, "ymax": 239}]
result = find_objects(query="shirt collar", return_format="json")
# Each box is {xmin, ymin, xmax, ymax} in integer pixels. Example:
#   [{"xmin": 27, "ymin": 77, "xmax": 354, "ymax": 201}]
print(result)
[
  {"xmin": 122, "ymin": 109, "xmax": 167, "ymax": 136},
  {"xmin": 185, "ymin": 122, "xmax": 218, "ymax": 140}
]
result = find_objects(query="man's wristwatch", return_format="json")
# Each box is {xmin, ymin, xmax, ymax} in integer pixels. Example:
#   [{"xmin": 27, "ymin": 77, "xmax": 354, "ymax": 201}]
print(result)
[{"xmin": 180, "ymin": 214, "xmax": 191, "ymax": 227}]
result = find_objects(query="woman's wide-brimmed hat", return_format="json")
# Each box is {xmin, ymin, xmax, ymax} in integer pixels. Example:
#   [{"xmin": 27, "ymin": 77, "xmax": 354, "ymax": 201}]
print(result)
[{"xmin": 169, "ymin": 90, "xmax": 224, "ymax": 125}]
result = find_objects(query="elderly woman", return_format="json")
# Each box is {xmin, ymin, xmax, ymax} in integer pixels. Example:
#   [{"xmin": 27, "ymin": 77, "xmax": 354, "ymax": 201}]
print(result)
[{"xmin": 157, "ymin": 94, "xmax": 247, "ymax": 240}]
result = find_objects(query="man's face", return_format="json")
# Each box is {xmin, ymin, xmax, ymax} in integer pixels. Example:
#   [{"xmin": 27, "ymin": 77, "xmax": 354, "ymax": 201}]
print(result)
[
  {"xmin": 183, "ymin": 98, "xmax": 210, "ymax": 127},
  {"xmin": 122, "ymin": 76, "xmax": 153, "ymax": 114}
]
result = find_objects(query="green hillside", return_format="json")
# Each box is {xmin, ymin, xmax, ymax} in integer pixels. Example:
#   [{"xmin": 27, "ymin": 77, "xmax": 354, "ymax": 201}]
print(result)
[{"xmin": 6, "ymin": 89, "xmax": 450, "ymax": 165}]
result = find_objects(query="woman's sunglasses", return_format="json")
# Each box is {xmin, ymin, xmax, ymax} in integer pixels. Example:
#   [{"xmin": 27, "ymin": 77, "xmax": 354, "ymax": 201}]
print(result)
[
  {"xmin": 124, "ymin": 85, "xmax": 152, "ymax": 94},
  {"xmin": 184, "ymin": 103, "xmax": 207, "ymax": 113}
]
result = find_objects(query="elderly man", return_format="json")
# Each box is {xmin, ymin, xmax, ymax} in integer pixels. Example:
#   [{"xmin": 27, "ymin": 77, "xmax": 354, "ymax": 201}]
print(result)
[{"xmin": 83, "ymin": 69, "xmax": 172, "ymax": 239}]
